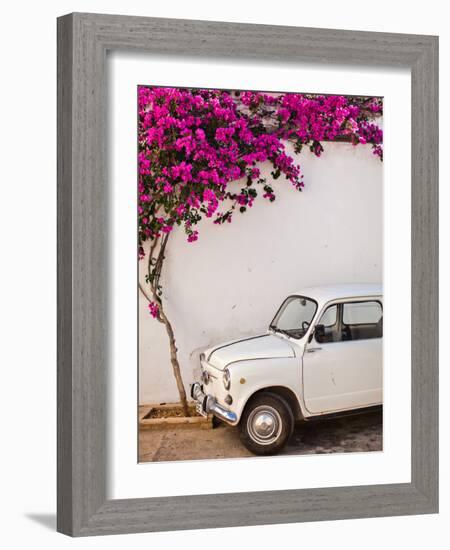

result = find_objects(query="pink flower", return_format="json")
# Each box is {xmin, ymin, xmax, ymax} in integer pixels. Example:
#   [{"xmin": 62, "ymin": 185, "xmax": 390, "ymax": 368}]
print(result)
[
  {"xmin": 263, "ymin": 192, "xmax": 276, "ymax": 202},
  {"xmin": 215, "ymin": 126, "xmax": 235, "ymax": 142},
  {"xmin": 195, "ymin": 128, "xmax": 206, "ymax": 141},
  {"xmin": 148, "ymin": 301, "xmax": 159, "ymax": 318}
]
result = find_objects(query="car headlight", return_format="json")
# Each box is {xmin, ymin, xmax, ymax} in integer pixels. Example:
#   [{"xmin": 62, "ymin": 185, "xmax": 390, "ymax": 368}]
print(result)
[{"xmin": 223, "ymin": 368, "xmax": 231, "ymax": 390}]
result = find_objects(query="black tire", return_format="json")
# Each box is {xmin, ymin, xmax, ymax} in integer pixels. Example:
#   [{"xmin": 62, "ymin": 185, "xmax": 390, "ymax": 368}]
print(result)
[{"xmin": 239, "ymin": 392, "xmax": 294, "ymax": 455}]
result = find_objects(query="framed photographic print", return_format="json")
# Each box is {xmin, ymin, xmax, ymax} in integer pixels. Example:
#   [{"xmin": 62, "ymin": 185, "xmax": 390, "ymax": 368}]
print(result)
[{"xmin": 57, "ymin": 13, "xmax": 438, "ymax": 536}]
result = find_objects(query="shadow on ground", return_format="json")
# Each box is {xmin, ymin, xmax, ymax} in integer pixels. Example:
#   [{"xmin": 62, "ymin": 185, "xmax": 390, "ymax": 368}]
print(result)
[
  {"xmin": 25, "ymin": 513, "xmax": 57, "ymax": 531},
  {"xmin": 139, "ymin": 409, "xmax": 382, "ymax": 462}
]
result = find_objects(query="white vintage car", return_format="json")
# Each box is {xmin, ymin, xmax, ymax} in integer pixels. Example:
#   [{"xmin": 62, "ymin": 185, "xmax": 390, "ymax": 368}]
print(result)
[{"xmin": 191, "ymin": 283, "xmax": 383, "ymax": 455}]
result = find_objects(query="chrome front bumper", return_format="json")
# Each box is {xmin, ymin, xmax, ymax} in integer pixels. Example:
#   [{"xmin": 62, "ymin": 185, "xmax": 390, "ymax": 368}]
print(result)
[{"xmin": 190, "ymin": 382, "xmax": 238, "ymax": 424}]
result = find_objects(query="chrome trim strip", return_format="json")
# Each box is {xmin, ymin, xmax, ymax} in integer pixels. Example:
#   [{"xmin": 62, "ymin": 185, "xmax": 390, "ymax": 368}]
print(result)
[
  {"xmin": 224, "ymin": 354, "xmax": 296, "ymax": 367},
  {"xmin": 206, "ymin": 334, "xmax": 268, "ymax": 362}
]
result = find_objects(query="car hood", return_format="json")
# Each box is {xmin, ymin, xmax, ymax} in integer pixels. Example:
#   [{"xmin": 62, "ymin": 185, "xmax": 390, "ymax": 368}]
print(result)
[{"xmin": 205, "ymin": 333, "xmax": 295, "ymax": 371}]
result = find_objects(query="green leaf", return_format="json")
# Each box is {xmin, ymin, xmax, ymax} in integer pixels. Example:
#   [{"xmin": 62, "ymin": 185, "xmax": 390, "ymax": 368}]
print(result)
[{"xmin": 271, "ymin": 168, "xmax": 281, "ymax": 180}]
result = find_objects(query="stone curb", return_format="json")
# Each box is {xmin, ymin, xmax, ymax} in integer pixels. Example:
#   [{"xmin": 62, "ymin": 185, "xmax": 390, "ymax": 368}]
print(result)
[{"xmin": 139, "ymin": 403, "xmax": 213, "ymax": 430}]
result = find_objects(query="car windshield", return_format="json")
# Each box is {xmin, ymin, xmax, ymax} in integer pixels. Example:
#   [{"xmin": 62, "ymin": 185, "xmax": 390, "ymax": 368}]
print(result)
[{"xmin": 270, "ymin": 296, "xmax": 317, "ymax": 339}]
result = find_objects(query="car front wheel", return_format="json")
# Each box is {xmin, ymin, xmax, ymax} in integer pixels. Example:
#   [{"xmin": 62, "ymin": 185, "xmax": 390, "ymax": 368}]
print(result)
[{"xmin": 239, "ymin": 392, "xmax": 294, "ymax": 455}]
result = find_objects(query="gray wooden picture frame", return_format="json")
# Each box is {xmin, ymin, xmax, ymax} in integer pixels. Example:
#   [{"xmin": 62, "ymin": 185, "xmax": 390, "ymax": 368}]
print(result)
[{"xmin": 57, "ymin": 12, "xmax": 438, "ymax": 537}]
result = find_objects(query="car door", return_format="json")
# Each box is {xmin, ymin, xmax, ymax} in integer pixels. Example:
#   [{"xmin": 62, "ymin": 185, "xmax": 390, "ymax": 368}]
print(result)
[{"xmin": 302, "ymin": 299, "xmax": 383, "ymax": 414}]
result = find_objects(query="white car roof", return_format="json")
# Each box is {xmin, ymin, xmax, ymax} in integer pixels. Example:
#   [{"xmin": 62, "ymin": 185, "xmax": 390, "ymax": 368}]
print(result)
[{"xmin": 292, "ymin": 283, "xmax": 382, "ymax": 304}]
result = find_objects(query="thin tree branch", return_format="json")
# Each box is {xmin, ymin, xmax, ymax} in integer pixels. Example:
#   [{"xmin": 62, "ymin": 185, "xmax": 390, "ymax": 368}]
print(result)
[
  {"xmin": 139, "ymin": 282, "xmax": 151, "ymax": 302},
  {"xmin": 153, "ymin": 232, "xmax": 169, "ymax": 294}
]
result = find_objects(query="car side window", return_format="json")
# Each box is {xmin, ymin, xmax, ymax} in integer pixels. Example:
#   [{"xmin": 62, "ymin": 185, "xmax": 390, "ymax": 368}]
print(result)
[
  {"xmin": 319, "ymin": 305, "xmax": 337, "ymax": 327},
  {"xmin": 315, "ymin": 305, "xmax": 339, "ymax": 343},
  {"xmin": 342, "ymin": 301, "xmax": 383, "ymax": 341},
  {"xmin": 314, "ymin": 301, "xmax": 383, "ymax": 344}
]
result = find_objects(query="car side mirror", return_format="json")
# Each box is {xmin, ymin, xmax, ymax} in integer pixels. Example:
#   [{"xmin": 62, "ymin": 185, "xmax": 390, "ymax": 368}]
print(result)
[{"xmin": 313, "ymin": 324, "xmax": 325, "ymax": 343}]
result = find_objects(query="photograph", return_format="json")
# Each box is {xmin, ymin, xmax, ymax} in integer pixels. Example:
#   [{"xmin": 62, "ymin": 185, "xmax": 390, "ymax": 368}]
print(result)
[{"xmin": 138, "ymin": 85, "xmax": 384, "ymax": 462}]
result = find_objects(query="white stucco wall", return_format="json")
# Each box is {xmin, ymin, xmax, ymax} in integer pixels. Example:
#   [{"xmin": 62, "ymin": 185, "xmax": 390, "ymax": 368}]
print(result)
[{"xmin": 139, "ymin": 141, "xmax": 382, "ymax": 405}]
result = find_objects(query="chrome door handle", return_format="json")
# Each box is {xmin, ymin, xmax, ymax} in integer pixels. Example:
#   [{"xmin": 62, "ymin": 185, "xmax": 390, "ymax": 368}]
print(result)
[{"xmin": 307, "ymin": 347, "xmax": 322, "ymax": 353}]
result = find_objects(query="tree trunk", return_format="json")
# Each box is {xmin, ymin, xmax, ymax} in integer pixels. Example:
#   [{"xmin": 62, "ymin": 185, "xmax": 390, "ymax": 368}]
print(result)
[
  {"xmin": 158, "ymin": 306, "xmax": 190, "ymax": 417},
  {"xmin": 142, "ymin": 234, "xmax": 190, "ymax": 417}
]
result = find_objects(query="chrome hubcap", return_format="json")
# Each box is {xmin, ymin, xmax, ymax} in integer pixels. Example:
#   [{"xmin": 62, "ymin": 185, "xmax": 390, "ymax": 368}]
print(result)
[
  {"xmin": 247, "ymin": 405, "xmax": 282, "ymax": 445},
  {"xmin": 254, "ymin": 413, "xmax": 276, "ymax": 437}
]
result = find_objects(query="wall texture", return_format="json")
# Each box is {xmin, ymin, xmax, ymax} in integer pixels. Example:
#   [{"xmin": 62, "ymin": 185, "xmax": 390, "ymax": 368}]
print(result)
[{"xmin": 139, "ymin": 141, "xmax": 382, "ymax": 404}]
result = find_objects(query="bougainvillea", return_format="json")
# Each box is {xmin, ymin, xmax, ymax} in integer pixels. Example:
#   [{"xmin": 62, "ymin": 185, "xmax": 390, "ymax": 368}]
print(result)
[{"xmin": 138, "ymin": 86, "xmax": 383, "ymax": 414}]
